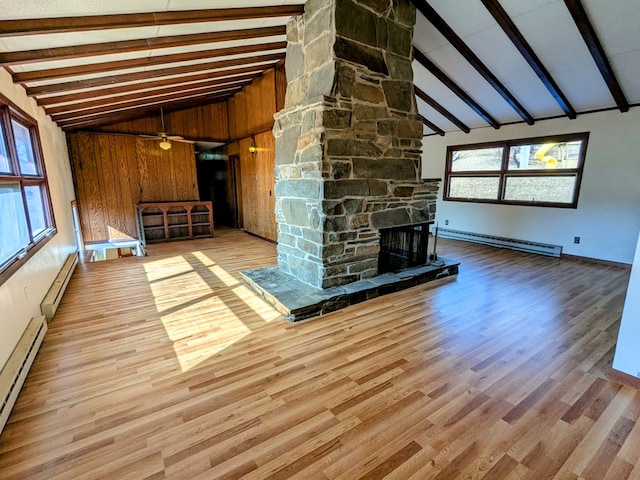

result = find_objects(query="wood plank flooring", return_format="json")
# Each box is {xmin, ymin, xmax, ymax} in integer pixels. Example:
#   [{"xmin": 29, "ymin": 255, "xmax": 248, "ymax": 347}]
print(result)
[{"xmin": 0, "ymin": 227, "xmax": 637, "ymax": 479}]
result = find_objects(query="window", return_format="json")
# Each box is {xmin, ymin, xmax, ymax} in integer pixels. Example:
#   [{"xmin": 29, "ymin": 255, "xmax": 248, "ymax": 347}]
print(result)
[
  {"xmin": 445, "ymin": 133, "xmax": 589, "ymax": 208},
  {"xmin": 0, "ymin": 95, "xmax": 56, "ymax": 282}
]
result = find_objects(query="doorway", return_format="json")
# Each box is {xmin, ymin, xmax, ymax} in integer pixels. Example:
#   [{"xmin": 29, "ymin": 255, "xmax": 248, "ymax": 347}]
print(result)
[{"xmin": 195, "ymin": 150, "xmax": 242, "ymax": 229}]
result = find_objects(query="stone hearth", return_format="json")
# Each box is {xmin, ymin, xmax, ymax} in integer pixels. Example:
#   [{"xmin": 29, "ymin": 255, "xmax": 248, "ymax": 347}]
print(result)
[
  {"xmin": 241, "ymin": 0, "xmax": 459, "ymax": 320},
  {"xmin": 242, "ymin": 258, "xmax": 459, "ymax": 322}
]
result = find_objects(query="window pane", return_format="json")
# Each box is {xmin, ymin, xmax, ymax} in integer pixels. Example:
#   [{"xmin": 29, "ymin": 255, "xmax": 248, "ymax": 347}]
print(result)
[
  {"xmin": 451, "ymin": 147, "xmax": 503, "ymax": 172},
  {"xmin": 0, "ymin": 125, "xmax": 9, "ymax": 174},
  {"xmin": 449, "ymin": 176, "xmax": 500, "ymax": 200},
  {"xmin": 0, "ymin": 183, "xmax": 30, "ymax": 266},
  {"xmin": 24, "ymin": 185, "xmax": 47, "ymax": 236},
  {"xmin": 11, "ymin": 120, "xmax": 38, "ymax": 175},
  {"xmin": 508, "ymin": 141, "xmax": 583, "ymax": 170},
  {"xmin": 503, "ymin": 176, "xmax": 577, "ymax": 204}
]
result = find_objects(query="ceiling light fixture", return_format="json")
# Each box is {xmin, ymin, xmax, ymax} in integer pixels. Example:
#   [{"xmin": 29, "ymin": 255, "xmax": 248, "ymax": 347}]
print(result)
[{"xmin": 159, "ymin": 139, "xmax": 172, "ymax": 150}]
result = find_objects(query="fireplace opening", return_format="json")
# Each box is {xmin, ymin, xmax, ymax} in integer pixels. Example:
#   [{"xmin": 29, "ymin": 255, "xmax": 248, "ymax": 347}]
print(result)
[{"xmin": 378, "ymin": 223, "xmax": 431, "ymax": 274}]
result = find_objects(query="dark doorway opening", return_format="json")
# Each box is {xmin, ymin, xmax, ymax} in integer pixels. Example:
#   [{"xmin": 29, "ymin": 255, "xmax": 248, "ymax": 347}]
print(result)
[{"xmin": 196, "ymin": 152, "xmax": 233, "ymax": 228}]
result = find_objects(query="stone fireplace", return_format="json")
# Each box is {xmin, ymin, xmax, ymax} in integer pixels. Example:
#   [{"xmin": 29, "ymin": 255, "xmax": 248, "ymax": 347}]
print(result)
[{"xmin": 241, "ymin": 0, "xmax": 458, "ymax": 320}]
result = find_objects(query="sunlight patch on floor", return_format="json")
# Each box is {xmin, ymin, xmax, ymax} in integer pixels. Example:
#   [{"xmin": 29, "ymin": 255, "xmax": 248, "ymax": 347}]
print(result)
[
  {"xmin": 143, "ymin": 255, "xmax": 195, "ymax": 282},
  {"xmin": 142, "ymin": 251, "xmax": 280, "ymax": 372},
  {"xmin": 160, "ymin": 296, "xmax": 252, "ymax": 372}
]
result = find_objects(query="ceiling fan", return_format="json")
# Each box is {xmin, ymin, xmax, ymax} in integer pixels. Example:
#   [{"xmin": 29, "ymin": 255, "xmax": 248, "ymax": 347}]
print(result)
[{"xmin": 139, "ymin": 108, "xmax": 194, "ymax": 150}]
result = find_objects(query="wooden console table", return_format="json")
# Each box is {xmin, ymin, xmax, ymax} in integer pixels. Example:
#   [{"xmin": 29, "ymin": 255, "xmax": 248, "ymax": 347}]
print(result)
[{"xmin": 136, "ymin": 201, "xmax": 214, "ymax": 246}]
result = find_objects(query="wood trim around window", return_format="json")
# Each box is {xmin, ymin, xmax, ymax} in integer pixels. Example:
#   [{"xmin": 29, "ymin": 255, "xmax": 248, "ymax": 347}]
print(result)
[
  {"xmin": 444, "ymin": 132, "xmax": 589, "ymax": 209},
  {"xmin": 0, "ymin": 91, "xmax": 57, "ymax": 284}
]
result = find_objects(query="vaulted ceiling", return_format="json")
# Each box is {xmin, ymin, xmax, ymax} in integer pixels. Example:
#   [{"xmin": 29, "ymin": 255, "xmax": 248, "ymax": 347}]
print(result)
[{"xmin": 0, "ymin": 0, "xmax": 637, "ymax": 135}]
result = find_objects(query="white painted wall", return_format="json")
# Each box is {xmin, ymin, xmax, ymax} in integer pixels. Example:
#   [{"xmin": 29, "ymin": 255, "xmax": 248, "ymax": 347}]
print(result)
[
  {"xmin": 613, "ymin": 233, "xmax": 640, "ymax": 377},
  {"xmin": 0, "ymin": 70, "xmax": 76, "ymax": 369},
  {"xmin": 422, "ymin": 107, "xmax": 640, "ymax": 264}
]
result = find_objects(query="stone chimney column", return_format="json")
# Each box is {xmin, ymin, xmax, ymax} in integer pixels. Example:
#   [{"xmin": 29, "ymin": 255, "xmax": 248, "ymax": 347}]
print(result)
[{"xmin": 273, "ymin": 0, "xmax": 438, "ymax": 289}]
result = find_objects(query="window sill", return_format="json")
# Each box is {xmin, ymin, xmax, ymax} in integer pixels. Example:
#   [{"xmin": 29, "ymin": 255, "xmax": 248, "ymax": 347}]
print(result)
[{"xmin": 0, "ymin": 228, "xmax": 57, "ymax": 288}]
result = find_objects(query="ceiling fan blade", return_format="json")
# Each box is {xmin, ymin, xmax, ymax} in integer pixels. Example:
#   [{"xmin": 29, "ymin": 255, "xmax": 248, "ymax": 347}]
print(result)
[{"xmin": 173, "ymin": 138, "xmax": 195, "ymax": 144}]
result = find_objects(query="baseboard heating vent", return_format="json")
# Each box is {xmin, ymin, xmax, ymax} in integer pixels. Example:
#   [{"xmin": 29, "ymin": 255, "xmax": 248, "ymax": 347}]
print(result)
[
  {"xmin": 0, "ymin": 316, "xmax": 47, "ymax": 434},
  {"xmin": 41, "ymin": 252, "xmax": 78, "ymax": 322},
  {"xmin": 437, "ymin": 228, "xmax": 562, "ymax": 257}
]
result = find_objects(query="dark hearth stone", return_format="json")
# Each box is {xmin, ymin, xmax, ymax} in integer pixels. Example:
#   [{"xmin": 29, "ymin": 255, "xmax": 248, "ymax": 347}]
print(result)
[
  {"xmin": 352, "ymin": 157, "xmax": 416, "ymax": 180},
  {"xmin": 241, "ymin": 257, "xmax": 459, "ymax": 321},
  {"xmin": 327, "ymin": 138, "xmax": 382, "ymax": 158},
  {"xmin": 382, "ymin": 80, "xmax": 414, "ymax": 112},
  {"xmin": 323, "ymin": 109, "xmax": 352, "ymax": 129},
  {"xmin": 386, "ymin": 22, "xmax": 412, "ymax": 56},
  {"xmin": 334, "ymin": 37, "xmax": 389, "ymax": 75},
  {"xmin": 335, "ymin": 0, "xmax": 380, "ymax": 48},
  {"xmin": 370, "ymin": 207, "xmax": 411, "ymax": 228},
  {"xmin": 357, "ymin": 0, "xmax": 392, "ymax": 15}
]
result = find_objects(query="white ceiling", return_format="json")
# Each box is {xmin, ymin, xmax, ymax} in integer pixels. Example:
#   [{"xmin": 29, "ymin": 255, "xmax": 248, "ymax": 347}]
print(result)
[
  {"xmin": 413, "ymin": 0, "xmax": 639, "ymax": 134},
  {"xmin": 0, "ymin": 0, "xmax": 637, "ymax": 134}
]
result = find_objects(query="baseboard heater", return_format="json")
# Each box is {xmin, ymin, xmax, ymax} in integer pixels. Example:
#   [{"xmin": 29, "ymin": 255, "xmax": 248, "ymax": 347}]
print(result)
[
  {"xmin": 0, "ymin": 316, "xmax": 47, "ymax": 434},
  {"xmin": 41, "ymin": 252, "xmax": 78, "ymax": 322},
  {"xmin": 436, "ymin": 228, "xmax": 562, "ymax": 257}
]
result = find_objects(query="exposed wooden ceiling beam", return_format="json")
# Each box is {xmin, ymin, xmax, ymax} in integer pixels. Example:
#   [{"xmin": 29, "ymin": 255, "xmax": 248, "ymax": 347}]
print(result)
[
  {"xmin": 51, "ymin": 85, "xmax": 247, "ymax": 122},
  {"xmin": 0, "ymin": 25, "xmax": 286, "ymax": 66},
  {"xmin": 481, "ymin": 0, "xmax": 576, "ymax": 119},
  {"xmin": 35, "ymin": 66, "xmax": 268, "ymax": 106},
  {"xmin": 414, "ymin": 85, "xmax": 470, "ymax": 133},
  {"xmin": 418, "ymin": 114, "xmax": 445, "ymax": 136},
  {"xmin": 0, "ymin": 5, "xmax": 305, "ymax": 37},
  {"xmin": 61, "ymin": 92, "xmax": 238, "ymax": 131},
  {"xmin": 44, "ymin": 74, "xmax": 258, "ymax": 115},
  {"xmin": 563, "ymin": 0, "xmax": 629, "ymax": 112},
  {"xmin": 25, "ymin": 52, "xmax": 285, "ymax": 96},
  {"xmin": 13, "ymin": 41, "xmax": 286, "ymax": 83},
  {"xmin": 411, "ymin": 0, "xmax": 535, "ymax": 125},
  {"xmin": 413, "ymin": 47, "xmax": 500, "ymax": 129}
]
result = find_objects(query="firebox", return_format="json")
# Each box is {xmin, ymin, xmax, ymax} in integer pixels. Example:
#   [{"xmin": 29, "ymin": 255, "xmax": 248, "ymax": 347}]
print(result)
[{"xmin": 378, "ymin": 223, "xmax": 432, "ymax": 274}]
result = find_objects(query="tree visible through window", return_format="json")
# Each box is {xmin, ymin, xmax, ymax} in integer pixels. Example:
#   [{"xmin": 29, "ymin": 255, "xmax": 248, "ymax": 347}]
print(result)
[
  {"xmin": 0, "ymin": 95, "xmax": 56, "ymax": 280},
  {"xmin": 444, "ymin": 133, "xmax": 589, "ymax": 208}
]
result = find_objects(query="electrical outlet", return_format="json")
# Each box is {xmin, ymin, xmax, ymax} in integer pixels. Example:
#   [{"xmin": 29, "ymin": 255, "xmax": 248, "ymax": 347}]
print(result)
[
  {"xmin": 445, "ymin": 219, "xmax": 449, "ymax": 225},
  {"xmin": 574, "ymin": 236, "xmax": 580, "ymax": 244}
]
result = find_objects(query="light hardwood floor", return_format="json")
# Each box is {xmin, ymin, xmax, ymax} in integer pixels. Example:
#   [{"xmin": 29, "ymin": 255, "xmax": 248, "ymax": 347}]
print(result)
[{"xmin": 0, "ymin": 228, "xmax": 637, "ymax": 479}]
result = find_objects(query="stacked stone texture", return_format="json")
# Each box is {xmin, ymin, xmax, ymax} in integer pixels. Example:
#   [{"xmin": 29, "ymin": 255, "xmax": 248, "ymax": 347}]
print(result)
[{"xmin": 273, "ymin": 0, "xmax": 439, "ymax": 289}]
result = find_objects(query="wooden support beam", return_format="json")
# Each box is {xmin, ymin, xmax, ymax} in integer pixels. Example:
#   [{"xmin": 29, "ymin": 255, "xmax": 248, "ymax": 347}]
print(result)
[
  {"xmin": 563, "ymin": 0, "xmax": 629, "ymax": 112},
  {"xmin": 418, "ymin": 114, "xmax": 445, "ymax": 136},
  {"xmin": 414, "ymin": 85, "xmax": 470, "ymax": 133},
  {"xmin": 51, "ymin": 87, "xmax": 243, "ymax": 123},
  {"xmin": 45, "ymin": 75, "xmax": 257, "ymax": 115},
  {"xmin": 0, "ymin": 5, "xmax": 304, "ymax": 37},
  {"xmin": 13, "ymin": 41, "xmax": 286, "ymax": 83},
  {"xmin": 0, "ymin": 25, "xmax": 286, "ymax": 65},
  {"xmin": 25, "ymin": 52, "xmax": 284, "ymax": 96},
  {"xmin": 481, "ymin": 0, "xmax": 577, "ymax": 119},
  {"xmin": 44, "ymin": 73, "xmax": 258, "ymax": 113},
  {"xmin": 413, "ymin": 47, "xmax": 500, "ymax": 129},
  {"xmin": 35, "ymin": 66, "xmax": 270, "ymax": 106},
  {"xmin": 60, "ymin": 91, "xmax": 239, "ymax": 130},
  {"xmin": 411, "ymin": 0, "xmax": 534, "ymax": 124}
]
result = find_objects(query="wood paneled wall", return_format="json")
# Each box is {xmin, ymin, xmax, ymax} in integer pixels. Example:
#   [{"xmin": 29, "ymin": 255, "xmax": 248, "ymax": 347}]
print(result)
[
  {"xmin": 228, "ymin": 69, "xmax": 278, "ymax": 140},
  {"xmin": 237, "ymin": 131, "xmax": 277, "ymax": 241},
  {"xmin": 224, "ymin": 67, "xmax": 285, "ymax": 241},
  {"xmin": 98, "ymin": 102, "xmax": 229, "ymax": 141},
  {"xmin": 68, "ymin": 67, "xmax": 287, "ymax": 243},
  {"xmin": 91, "ymin": 67, "xmax": 285, "ymax": 143},
  {"xmin": 68, "ymin": 132, "xmax": 198, "ymax": 243}
]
